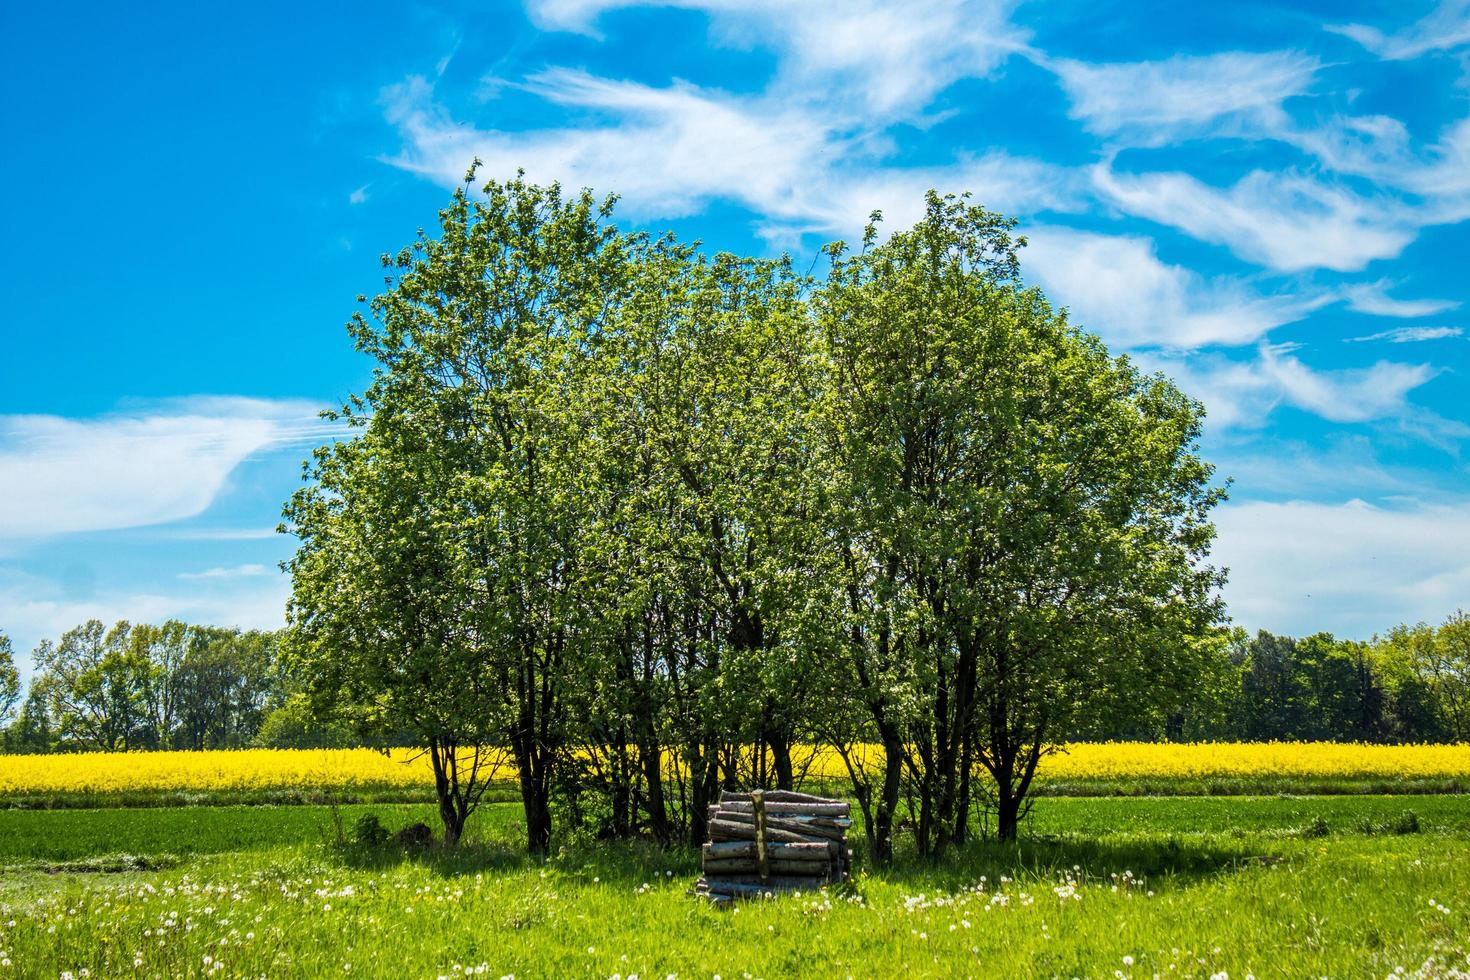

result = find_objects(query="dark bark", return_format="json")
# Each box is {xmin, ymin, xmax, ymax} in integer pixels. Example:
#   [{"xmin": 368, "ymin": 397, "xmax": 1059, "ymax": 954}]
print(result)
[
  {"xmin": 995, "ymin": 787, "xmax": 1022, "ymax": 842},
  {"xmin": 771, "ymin": 732, "xmax": 795, "ymax": 791},
  {"xmin": 429, "ymin": 740, "xmax": 469, "ymax": 847},
  {"xmin": 510, "ymin": 694, "xmax": 556, "ymax": 855},
  {"xmin": 609, "ymin": 736, "xmax": 632, "ymax": 839},
  {"xmin": 639, "ymin": 738, "xmax": 671, "ymax": 846},
  {"xmin": 688, "ymin": 741, "xmax": 723, "ymax": 848},
  {"xmin": 873, "ymin": 731, "xmax": 904, "ymax": 863},
  {"xmin": 953, "ymin": 724, "xmax": 973, "ymax": 845},
  {"xmin": 523, "ymin": 782, "xmax": 553, "ymax": 853}
]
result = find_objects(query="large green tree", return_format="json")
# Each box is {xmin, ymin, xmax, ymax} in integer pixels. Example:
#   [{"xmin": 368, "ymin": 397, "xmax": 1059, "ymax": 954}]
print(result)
[
  {"xmin": 32, "ymin": 620, "xmax": 152, "ymax": 751},
  {"xmin": 0, "ymin": 631, "xmax": 19, "ymax": 729},
  {"xmin": 816, "ymin": 193, "xmax": 1226, "ymax": 848},
  {"xmin": 286, "ymin": 414, "xmax": 503, "ymax": 844},
  {"xmin": 286, "ymin": 167, "xmax": 637, "ymax": 851},
  {"xmin": 1381, "ymin": 611, "xmax": 1470, "ymax": 740},
  {"xmin": 576, "ymin": 246, "xmax": 824, "ymax": 845}
]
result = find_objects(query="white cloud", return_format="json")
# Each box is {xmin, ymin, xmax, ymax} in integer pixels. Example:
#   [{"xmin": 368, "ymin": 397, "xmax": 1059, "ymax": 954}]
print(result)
[
  {"xmin": 178, "ymin": 564, "xmax": 272, "ymax": 581},
  {"xmin": 1093, "ymin": 164, "xmax": 1416, "ymax": 272},
  {"xmin": 1346, "ymin": 325, "xmax": 1464, "ymax": 344},
  {"xmin": 0, "ymin": 398, "xmax": 334, "ymax": 544},
  {"xmin": 384, "ymin": 69, "xmax": 1078, "ymax": 237},
  {"xmin": 1341, "ymin": 280, "xmax": 1460, "ymax": 318},
  {"xmin": 1255, "ymin": 344, "xmax": 1438, "ymax": 423},
  {"xmin": 1284, "ymin": 113, "xmax": 1470, "ymax": 224},
  {"xmin": 1047, "ymin": 50, "xmax": 1319, "ymax": 144},
  {"xmin": 1404, "ymin": 116, "xmax": 1470, "ymax": 222},
  {"xmin": 160, "ymin": 527, "xmax": 282, "ymax": 541},
  {"xmin": 1327, "ymin": 0, "xmax": 1470, "ymax": 60},
  {"xmin": 526, "ymin": 0, "xmax": 1028, "ymax": 117},
  {"xmin": 1140, "ymin": 345, "xmax": 1441, "ymax": 431},
  {"xmin": 1214, "ymin": 497, "xmax": 1470, "ymax": 638},
  {"xmin": 1208, "ymin": 435, "xmax": 1445, "ymax": 501},
  {"xmin": 1021, "ymin": 227, "xmax": 1328, "ymax": 349},
  {"xmin": 385, "ymin": 70, "xmax": 833, "ymax": 221},
  {"xmin": 0, "ymin": 567, "xmax": 290, "ymax": 677}
]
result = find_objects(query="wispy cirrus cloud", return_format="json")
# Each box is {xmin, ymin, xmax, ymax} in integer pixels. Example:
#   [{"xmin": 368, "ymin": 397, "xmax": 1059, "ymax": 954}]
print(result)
[
  {"xmin": 384, "ymin": 68, "xmax": 1080, "ymax": 238},
  {"xmin": 1327, "ymin": 0, "xmax": 1470, "ymax": 61},
  {"xmin": 526, "ymin": 0, "xmax": 1028, "ymax": 117},
  {"xmin": 1341, "ymin": 280, "xmax": 1460, "ymax": 318},
  {"xmin": 1282, "ymin": 113, "xmax": 1470, "ymax": 225},
  {"xmin": 1020, "ymin": 226, "xmax": 1329, "ymax": 349},
  {"xmin": 178, "ymin": 563, "xmax": 272, "ymax": 581},
  {"xmin": 386, "ymin": 69, "xmax": 837, "ymax": 220},
  {"xmin": 1092, "ymin": 164, "xmax": 1416, "ymax": 272},
  {"xmin": 1346, "ymin": 326, "xmax": 1464, "ymax": 344},
  {"xmin": 1140, "ymin": 345, "xmax": 1442, "ymax": 431},
  {"xmin": 1045, "ymin": 50, "xmax": 1320, "ymax": 145},
  {"xmin": 1254, "ymin": 344, "xmax": 1440, "ymax": 424},
  {"xmin": 0, "ymin": 398, "xmax": 335, "ymax": 545}
]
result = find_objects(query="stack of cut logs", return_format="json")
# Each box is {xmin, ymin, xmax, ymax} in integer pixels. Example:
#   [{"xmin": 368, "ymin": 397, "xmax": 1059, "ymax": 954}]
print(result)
[{"xmin": 694, "ymin": 789, "xmax": 852, "ymax": 904}]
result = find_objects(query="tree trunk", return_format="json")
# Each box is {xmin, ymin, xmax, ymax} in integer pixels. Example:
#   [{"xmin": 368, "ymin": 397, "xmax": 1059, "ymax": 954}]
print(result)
[
  {"xmin": 772, "ymin": 737, "xmax": 794, "ymax": 791},
  {"xmin": 873, "ymin": 732, "xmax": 903, "ymax": 864},
  {"xmin": 526, "ymin": 769, "xmax": 552, "ymax": 852},
  {"xmin": 639, "ymin": 738, "xmax": 671, "ymax": 846},
  {"xmin": 953, "ymin": 730, "xmax": 973, "ymax": 846},
  {"xmin": 609, "ymin": 731, "xmax": 631, "ymax": 839},
  {"xmin": 440, "ymin": 793, "xmax": 467, "ymax": 846},
  {"xmin": 996, "ymin": 787, "xmax": 1021, "ymax": 842},
  {"xmin": 688, "ymin": 741, "xmax": 722, "ymax": 848},
  {"xmin": 430, "ymin": 740, "xmax": 466, "ymax": 847},
  {"xmin": 512, "ymin": 733, "xmax": 554, "ymax": 855}
]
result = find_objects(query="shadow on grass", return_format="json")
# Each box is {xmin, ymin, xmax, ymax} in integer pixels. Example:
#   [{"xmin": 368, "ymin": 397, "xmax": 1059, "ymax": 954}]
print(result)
[
  {"xmin": 327, "ymin": 815, "xmax": 701, "ymax": 886},
  {"xmin": 857, "ymin": 834, "xmax": 1266, "ymax": 893},
  {"xmin": 1, "ymin": 853, "xmax": 185, "ymax": 875},
  {"xmin": 327, "ymin": 815, "xmax": 1261, "ymax": 896}
]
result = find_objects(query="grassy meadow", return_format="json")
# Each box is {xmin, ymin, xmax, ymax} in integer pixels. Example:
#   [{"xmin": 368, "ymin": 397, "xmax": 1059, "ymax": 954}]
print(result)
[{"xmin": 2, "ymin": 791, "xmax": 1468, "ymax": 977}]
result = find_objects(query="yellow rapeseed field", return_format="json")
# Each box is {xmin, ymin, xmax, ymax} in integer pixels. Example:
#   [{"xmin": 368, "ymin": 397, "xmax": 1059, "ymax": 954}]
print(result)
[
  {"xmin": 1, "ymin": 742, "xmax": 1467, "ymax": 797},
  {"xmin": 1033, "ymin": 741, "xmax": 1470, "ymax": 782},
  {"xmin": 0, "ymin": 748, "xmax": 468, "ymax": 798}
]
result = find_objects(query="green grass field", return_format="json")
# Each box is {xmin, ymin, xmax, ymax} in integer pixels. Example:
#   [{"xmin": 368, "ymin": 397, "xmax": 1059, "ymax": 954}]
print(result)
[{"xmin": 2, "ymin": 795, "xmax": 1468, "ymax": 978}]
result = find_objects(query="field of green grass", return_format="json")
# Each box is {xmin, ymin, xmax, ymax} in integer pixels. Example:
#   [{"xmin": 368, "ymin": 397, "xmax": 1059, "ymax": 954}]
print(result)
[{"xmin": 2, "ymin": 795, "xmax": 1467, "ymax": 978}]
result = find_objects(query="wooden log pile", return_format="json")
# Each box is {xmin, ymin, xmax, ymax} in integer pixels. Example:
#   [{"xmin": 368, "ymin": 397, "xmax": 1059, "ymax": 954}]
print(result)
[{"xmin": 694, "ymin": 789, "xmax": 852, "ymax": 904}]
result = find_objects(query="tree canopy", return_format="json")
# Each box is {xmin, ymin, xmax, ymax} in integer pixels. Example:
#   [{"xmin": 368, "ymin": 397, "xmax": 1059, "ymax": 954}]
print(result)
[{"xmin": 280, "ymin": 173, "xmax": 1230, "ymax": 851}]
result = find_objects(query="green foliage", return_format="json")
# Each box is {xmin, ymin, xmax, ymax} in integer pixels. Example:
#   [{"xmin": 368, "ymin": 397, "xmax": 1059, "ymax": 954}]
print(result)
[
  {"xmin": 1152, "ymin": 612, "xmax": 1470, "ymax": 745},
  {"xmin": 284, "ymin": 168, "xmax": 648, "ymax": 850},
  {"xmin": 255, "ymin": 693, "xmax": 354, "ymax": 749},
  {"xmin": 813, "ymin": 192, "xmax": 1226, "ymax": 849},
  {"xmin": 1376, "ymin": 611, "xmax": 1470, "ymax": 740},
  {"xmin": 351, "ymin": 813, "xmax": 389, "ymax": 847},
  {"xmin": 0, "ymin": 630, "xmax": 19, "ymax": 727},
  {"xmin": 16, "ymin": 619, "xmax": 284, "ymax": 752},
  {"xmin": 269, "ymin": 170, "xmax": 1463, "ymax": 867}
]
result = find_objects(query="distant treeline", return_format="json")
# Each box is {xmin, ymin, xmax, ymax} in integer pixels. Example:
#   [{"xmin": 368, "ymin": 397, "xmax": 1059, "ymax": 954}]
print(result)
[
  {"xmin": 0, "ymin": 620, "xmax": 343, "ymax": 755},
  {"xmin": 2, "ymin": 611, "xmax": 1465, "ymax": 754},
  {"xmin": 1101, "ymin": 613, "xmax": 1469, "ymax": 744}
]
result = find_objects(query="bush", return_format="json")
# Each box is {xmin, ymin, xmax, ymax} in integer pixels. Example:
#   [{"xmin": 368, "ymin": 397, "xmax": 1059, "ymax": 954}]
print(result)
[
  {"xmin": 1353, "ymin": 810, "xmax": 1421, "ymax": 836},
  {"xmin": 254, "ymin": 695, "xmax": 354, "ymax": 749},
  {"xmin": 393, "ymin": 822, "xmax": 434, "ymax": 848},
  {"xmin": 352, "ymin": 813, "xmax": 389, "ymax": 847},
  {"xmin": 1302, "ymin": 815, "xmax": 1331, "ymax": 838}
]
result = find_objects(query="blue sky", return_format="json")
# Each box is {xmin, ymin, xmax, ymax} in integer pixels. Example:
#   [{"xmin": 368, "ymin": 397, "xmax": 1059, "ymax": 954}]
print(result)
[{"xmin": 2, "ymin": 0, "xmax": 1468, "ymax": 672}]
